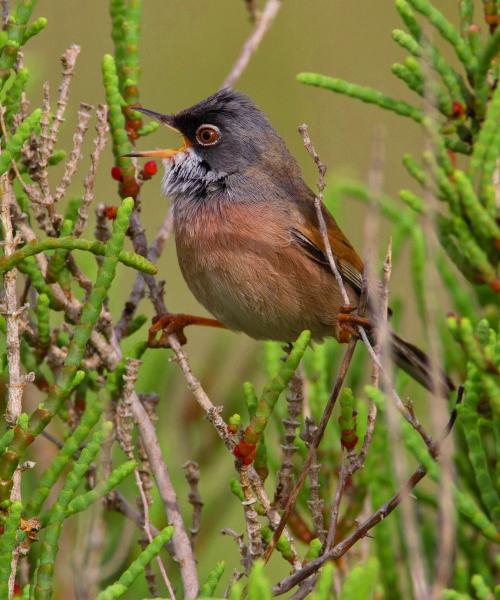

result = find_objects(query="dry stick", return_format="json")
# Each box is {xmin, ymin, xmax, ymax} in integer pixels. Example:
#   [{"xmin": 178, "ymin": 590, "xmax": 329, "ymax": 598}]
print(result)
[
  {"xmin": 74, "ymin": 104, "xmax": 109, "ymax": 237},
  {"xmin": 36, "ymin": 81, "xmax": 52, "ymax": 204},
  {"xmin": 47, "ymin": 45, "xmax": 81, "ymax": 158},
  {"xmin": 182, "ymin": 460, "xmax": 203, "ymax": 548},
  {"xmin": 123, "ymin": 359, "xmax": 175, "ymax": 600},
  {"xmin": 239, "ymin": 465, "xmax": 263, "ymax": 564},
  {"xmin": 273, "ymin": 404, "xmax": 460, "ymax": 596},
  {"xmin": 263, "ymin": 339, "xmax": 358, "ymax": 563},
  {"xmin": 221, "ymin": 0, "xmax": 282, "ymax": 89},
  {"xmin": 0, "ymin": 175, "xmax": 32, "ymax": 600},
  {"xmin": 274, "ymin": 371, "xmax": 303, "ymax": 508},
  {"xmin": 53, "ymin": 102, "xmax": 92, "ymax": 204},
  {"xmin": 129, "ymin": 389, "xmax": 199, "ymax": 599},
  {"xmin": 273, "ymin": 465, "xmax": 428, "ymax": 595},
  {"xmin": 298, "ymin": 124, "xmax": 350, "ymax": 307}
]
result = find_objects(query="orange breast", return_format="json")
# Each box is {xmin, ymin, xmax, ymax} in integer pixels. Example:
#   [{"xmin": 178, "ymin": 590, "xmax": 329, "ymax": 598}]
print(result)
[{"xmin": 174, "ymin": 201, "xmax": 354, "ymax": 342}]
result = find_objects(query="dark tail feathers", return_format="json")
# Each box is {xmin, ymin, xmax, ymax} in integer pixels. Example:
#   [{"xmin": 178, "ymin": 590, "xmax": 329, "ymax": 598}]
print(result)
[{"xmin": 390, "ymin": 332, "xmax": 455, "ymax": 394}]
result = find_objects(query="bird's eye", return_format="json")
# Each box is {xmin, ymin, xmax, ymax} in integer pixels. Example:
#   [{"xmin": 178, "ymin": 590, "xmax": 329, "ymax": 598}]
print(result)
[{"xmin": 195, "ymin": 124, "xmax": 221, "ymax": 146}]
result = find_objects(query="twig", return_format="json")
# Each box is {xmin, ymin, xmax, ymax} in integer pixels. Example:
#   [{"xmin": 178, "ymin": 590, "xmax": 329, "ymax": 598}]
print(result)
[
  {"xmin": 298, "ymin": 123, "xmax": 350, "ymax": 307},
  {"xmin": 53, "ymin": 101, "xmax": 92, "ymax": 204},
  {"xmin": 130, "ymin": 389, "xmax": 199, "ymax": 599},
  {"xmin": 324, "ymin": 452, "xmax": 349, "ymax": 551},
  {"xmin": 0, "ymin": 174, "xmax": 29, "ymax": 600},
  {"xmin": 262, "ymin": 337, "xmax": 358, "ymax": 563},
  {"xmin": 273, "ymin": 371, "xmax": 303, "ymax": 508},
  {"xmin": 183, "ymin": 460, "xmax": 203, "ymax": 548},
  {"xmin": 273, "ymin": 465, "xmax": 428, "ymax": 595},
  {"xmin": 239, "ymin": 465, "xmax": 263, "ymax": 564},
  {"xmin": 222, "ymin": 0, "xmax": 282, "ymax": 89},
  {"xmin": 123, "ymin": 359, "xmax": 175, "ymax": 600},
  {"xmin": 48, "ymin": 45, "xmax": 81, "ymax": 157},
  {"xmin": 301, "ymin": 420, "xmax": 325, "ymax": 543},
  {"xmin": 74, "ymin": 104, "xmax": 109, "ymax": 237},
  {"xmin": 272, "ymin": 397, "xmax": 461, "ymax": 596}
]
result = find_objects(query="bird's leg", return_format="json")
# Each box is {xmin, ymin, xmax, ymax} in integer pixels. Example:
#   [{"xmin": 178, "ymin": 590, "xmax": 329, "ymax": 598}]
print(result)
[
  {"xmin": 338, "ymin": 304, "xmax": 372, "ymax": 343},
  {"xmin": 147, "ymin": 313, "xmax": 226, "ymax": 348}
]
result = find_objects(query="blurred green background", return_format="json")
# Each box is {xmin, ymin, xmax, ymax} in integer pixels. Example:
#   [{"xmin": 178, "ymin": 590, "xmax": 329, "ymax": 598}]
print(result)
[{"xmin": 20, "ymin": 1, "xmax": 468, "ymax": 597}]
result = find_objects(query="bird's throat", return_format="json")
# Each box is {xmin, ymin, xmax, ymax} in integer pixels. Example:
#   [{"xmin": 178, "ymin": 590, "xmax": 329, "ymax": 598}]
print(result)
[{"xmin": 161, "ymin": 148, "xmax": 228, "ymax": 205}]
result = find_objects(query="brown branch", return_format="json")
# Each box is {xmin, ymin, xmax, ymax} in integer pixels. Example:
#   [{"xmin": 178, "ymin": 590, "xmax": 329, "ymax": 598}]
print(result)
[
  {"xmin": 0, "ymin": 174, "xmax": 29, "ymax": 599},
  {"xmin": 273, "ymin": 465, "xmax": 428, "ymax": 595},
  {"xmin": 53, "ymin": 101, "xmax": 92, "ymax": 204},
  {"xmin": 262, "ymin": 337, "xmax": 358, "ymax": 563},
  {"xmin": 74, "ymin": 104, "xmax": 109, "ymax": 237},
  {"xmin": 183, "ymin": 460, "xmax": 203, "ymax": 548},
  {"xmin": 239, "ymin": 466, "xmax": 263, "ymax": 565},
  {"xmin": 48, "ymin": 45, "xmax": 81, "ymax": 157},
  {"xmin": 129, "ymin": 388, "xmax": 199, "ymax": 599},
  {"xmin": 123, "ymin": 360, "xmax": 175, "ymax": 600},
  {"xmin": 273, "ymin": 371, "xmax": 303, "ymax": 508},
  {"xmin": 222, "ymin": 0, "xmax": 282, "ymax": 89}
]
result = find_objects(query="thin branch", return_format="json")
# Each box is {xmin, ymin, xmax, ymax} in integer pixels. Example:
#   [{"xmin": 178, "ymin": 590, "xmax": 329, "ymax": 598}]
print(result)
[
  {"xmin": 74, "ymin": 104, "xmax": 109, "ymax": 237},
  {"xmin": 298, "ymin": 123, "xmax": 350, "ymax": 306},
  {"xmin": 272, "ymin": 387, "xmax": 461, "ymax": 597},
  {"xmin": 130, "ymin": 388, "xmax": 199, "ymax": 599},
  {"xmin": 222, "ymin": 0, "xmax": 282, "ymax": 89},
  {"xmin": 123, "ymin": 360, "xmax": 175, "ymax": 600},
  {"xmin": 239, "ymin": 466, "xmax": 263, "ymax": 565},
  {"xmin": 262, "ymin": 337, "xmax": 359, "ymax": 563},
  {"xmin": 53, "ymin": 101, "xmax": 92, "ymax": 204},
  {"xmin": 48, "ymin": 45, "xmax": 81, "ymax": 157},
  {"xmin": 183, "ymin": 460, "xmax": 203, "ymax": 549}
]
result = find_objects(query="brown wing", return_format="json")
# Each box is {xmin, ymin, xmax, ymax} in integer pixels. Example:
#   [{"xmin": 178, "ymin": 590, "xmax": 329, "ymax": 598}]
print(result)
[{"xmin": 290, "ymin": 198, "xmax": 364, "ymax": 296}]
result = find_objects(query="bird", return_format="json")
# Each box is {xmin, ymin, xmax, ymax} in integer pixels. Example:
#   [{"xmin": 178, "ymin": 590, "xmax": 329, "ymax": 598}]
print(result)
[{"xmin": 127, "ymin": 88, "xmax": 452, "ymax": 393}]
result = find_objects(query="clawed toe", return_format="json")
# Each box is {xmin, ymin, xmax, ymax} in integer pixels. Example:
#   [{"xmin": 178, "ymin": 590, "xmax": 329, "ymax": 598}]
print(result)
[{"xmin": 148, "ymin": 314, "xmax": 189, "ymax": 348}]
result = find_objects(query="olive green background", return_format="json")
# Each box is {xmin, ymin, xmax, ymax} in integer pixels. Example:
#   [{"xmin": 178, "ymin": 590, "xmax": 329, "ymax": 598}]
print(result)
[{"xmin": 22, "ymin": 1, "xmax": 468, "ymax": 597}]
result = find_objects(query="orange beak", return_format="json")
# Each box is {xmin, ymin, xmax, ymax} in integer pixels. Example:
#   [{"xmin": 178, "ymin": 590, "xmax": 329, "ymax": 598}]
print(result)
[{"xmin": 123, "ymin": 105, "xmax": 190, "ymax": 159}]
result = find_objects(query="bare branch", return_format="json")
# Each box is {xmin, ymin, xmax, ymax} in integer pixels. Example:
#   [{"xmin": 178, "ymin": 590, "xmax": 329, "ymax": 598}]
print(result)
[
  {"xmin": 74, "ymin": 104, "xmax": 109, "ymax": 237},
  {"xmin": 183, "ymin": 460, "xmax": 203, "ymax": 548},
  {"xmin": 222, "ymin": 0, "xmax": 281, "ymax": 89}
]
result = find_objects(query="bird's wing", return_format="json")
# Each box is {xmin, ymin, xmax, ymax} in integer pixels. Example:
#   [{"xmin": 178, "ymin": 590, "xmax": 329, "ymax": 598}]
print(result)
[{"xmin": 290, "ymin": 197, "xmax": 365, "ymax": 297}]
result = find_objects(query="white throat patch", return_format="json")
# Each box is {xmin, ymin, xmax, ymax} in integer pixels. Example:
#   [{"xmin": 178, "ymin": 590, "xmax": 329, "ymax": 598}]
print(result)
[{"xmin": 161, "ymin": 147, "xmax": 227, "ymax": 202}]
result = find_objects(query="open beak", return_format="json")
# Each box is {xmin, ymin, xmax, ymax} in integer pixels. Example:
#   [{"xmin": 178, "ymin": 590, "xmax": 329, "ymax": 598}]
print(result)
[{"xmin": 123, "ymin": 106, "xmax": 190, "ymax": 159}]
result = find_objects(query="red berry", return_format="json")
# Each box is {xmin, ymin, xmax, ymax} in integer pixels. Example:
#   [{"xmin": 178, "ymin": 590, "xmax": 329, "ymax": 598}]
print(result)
[
  {"xmin": 111, "ymin": 166, "xmax": 123, "ymax": 181},
  {"xmin": 143, "ymin": 160, "xmax": 158, "ymax": 176},
  {"xmin": 104, "ymin": 206, "xmax": 118, "ymax": 220},
  {"xmin": 451, "ymin": 101, "xmax": 465, "ymax": 119}
]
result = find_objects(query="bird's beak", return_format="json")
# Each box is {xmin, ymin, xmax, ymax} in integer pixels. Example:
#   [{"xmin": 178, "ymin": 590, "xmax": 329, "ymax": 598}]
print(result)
[{"xmin": 123, "ymin": 106, "xmax": 190, "ymax": 159}]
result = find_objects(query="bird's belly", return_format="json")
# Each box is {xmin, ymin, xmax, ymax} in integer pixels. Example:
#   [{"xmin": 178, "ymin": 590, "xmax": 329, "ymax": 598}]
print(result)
[{"xmin": 175, "ymin": 213, "xmax": 345, "ymax": 342}]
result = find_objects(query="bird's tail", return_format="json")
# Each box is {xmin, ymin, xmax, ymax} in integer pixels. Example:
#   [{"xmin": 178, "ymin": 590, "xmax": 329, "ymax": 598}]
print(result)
[{"xmin": 389, "ymin": 332, "xmax": 455, "ymax": 394}]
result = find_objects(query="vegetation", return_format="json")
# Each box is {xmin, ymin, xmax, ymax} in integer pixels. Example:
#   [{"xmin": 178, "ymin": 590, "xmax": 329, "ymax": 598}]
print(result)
[{"xmin": 0, "ymin": 0, "xmax": 498, "ymax": 598}]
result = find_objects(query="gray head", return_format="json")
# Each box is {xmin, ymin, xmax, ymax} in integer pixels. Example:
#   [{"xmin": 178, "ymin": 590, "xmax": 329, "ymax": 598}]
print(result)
[{"xmin": 128, "ymin": 89, "xmax": 298, "ymax": 202}]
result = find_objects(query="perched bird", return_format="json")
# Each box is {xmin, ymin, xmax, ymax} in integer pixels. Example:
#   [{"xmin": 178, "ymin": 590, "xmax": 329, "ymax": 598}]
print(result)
[{"xmin": 128, "ymin": 88, "xmax": 451, "ymax": 393}]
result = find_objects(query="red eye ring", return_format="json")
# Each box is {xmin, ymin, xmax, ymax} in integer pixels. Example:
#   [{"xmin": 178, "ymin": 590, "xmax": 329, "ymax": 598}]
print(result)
[{"xmin": 196, "ymin": 124, "xmax": 221, "ymax": 146}]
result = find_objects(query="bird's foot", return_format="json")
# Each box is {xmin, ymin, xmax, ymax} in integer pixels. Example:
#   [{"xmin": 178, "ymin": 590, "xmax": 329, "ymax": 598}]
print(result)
[
  {"xmin": 147, "ymin": 313, "xmax": 225, "ymax": 348},
  {"xmin": 338, "ymin": 305, "xmax": 372, "ymax": 343}
]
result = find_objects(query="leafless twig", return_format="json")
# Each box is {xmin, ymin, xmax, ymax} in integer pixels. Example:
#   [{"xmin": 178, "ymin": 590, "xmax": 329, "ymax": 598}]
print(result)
[
  {"xmin": 74, "ymin": 104, "xmax": 109, "ymax": 237},
  {"xmin": 53, "ymin": 102, "xmax": 92, "ymax": 204},
  {"xmin": 222, "ymin": 0, "xmax": 282, "ymax": 89},
  {"xmin": 183, "ymin": 460, "xmax": 203, "ymax": 548},
  {"xmin": 48, "ymin": 45, "xmax": 81, "ymax": 157}
]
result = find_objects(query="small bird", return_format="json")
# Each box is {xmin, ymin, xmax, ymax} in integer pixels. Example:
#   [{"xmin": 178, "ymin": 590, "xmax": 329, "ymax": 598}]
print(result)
[{"xmin": 128, "ymin": 88, "xmax": 451, "ymax": 393}]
